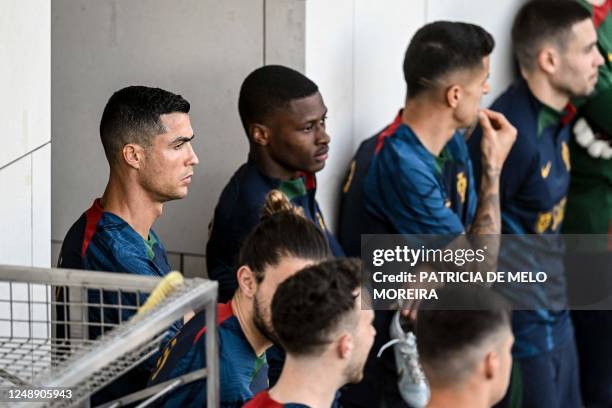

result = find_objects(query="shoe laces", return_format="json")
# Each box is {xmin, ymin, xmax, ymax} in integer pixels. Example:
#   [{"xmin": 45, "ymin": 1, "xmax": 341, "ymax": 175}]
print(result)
[{"xmin": 377, "ymin": 331, "xmax": 427, "ymax": 383}]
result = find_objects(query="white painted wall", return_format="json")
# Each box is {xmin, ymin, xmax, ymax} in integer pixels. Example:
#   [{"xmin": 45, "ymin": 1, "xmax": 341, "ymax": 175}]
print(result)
[
  {"xmin": 0, "ymin": 0, "xmax": 51, "ymax": 340},
  {"xmin": 0, "ymin": 1, "xmax": 51, "ymax": 268},
  {"xmin": 353, "ymin": 0, "xmax": 426, "ymax": 146},
  {"xmin": 304, "ymin": 0, "xmax": 356, "ymax": 234}
]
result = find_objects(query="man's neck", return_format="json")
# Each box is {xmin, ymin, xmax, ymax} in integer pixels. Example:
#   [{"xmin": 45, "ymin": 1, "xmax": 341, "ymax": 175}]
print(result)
[
  {"xmin": 524, "ymin": 73, "xmax": 570, "ymax": 112},
  {"xmin": 231, "ymin": 291, "xmax": 272, "ymax": 357},
  {"xmin": 402, "ymin": 100, "xmax": 457, "ymax": 156},
  {"xmin": 249, "ymin": 151, "xmax": 298, "ymax": 181},
  {"xmin": 269, "ymin": 356, "xmax": 341, "ymax": 408},
  {"xmin": 101, "ymin": 174, "xmax": 163, "ymax": 240},
  {"xmin": 427, "ymin": 384, "xmax": 491, "ymax": 408}
]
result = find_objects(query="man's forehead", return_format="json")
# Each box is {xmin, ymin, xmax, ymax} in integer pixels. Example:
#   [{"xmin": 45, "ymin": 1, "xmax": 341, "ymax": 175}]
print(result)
[
  {"xmin": 570, "ymin": 18, "xmax": 597, "ymax": 46},
  {"xmin": 156, "ymin": 112, "xmax": 192, "ymax": 138},
  {"xmin": 160, "ymin": 112, "xmax": 191, "ymax": 128},
  {"xmin": 286, "ymin": 92, "xmax": 326, "ymax": 117}
]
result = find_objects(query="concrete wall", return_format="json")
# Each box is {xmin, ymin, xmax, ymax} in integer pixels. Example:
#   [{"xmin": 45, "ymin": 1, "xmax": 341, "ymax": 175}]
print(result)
[{"xmin": 51, "ymin": 0, "xmax": 526, "ymax": 276}]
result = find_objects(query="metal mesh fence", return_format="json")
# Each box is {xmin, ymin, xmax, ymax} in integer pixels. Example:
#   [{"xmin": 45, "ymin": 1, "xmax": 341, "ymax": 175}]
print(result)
[{"xmin": 0, "ymin": 265, "xmax": 218, "ymax": 408}]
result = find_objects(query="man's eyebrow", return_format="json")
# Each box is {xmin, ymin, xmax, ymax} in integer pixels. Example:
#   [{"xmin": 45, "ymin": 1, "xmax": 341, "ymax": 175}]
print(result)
[
  {"xmin": 169, "ymin": 135, "xmax": 195, "ymax": 145},
  {"xmin": 302, "ymin": 108, "xmax": 328, "ymax": 123},
  {"xmin": 585, "ymin": 40, "xmax": 598, "ymax": 51}
]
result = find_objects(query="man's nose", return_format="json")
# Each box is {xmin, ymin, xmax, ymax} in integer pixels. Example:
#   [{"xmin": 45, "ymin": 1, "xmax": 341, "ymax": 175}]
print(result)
[
  {"xmin": 317, "ymin": 129, "xmax": 330, "ymax": 145},
  {"xmin": 595, "ymin": 51, "xmax": 605, "ymax": 67},
  {"xmin": 187, "ymin": 143, "xmax": 199, "ymax": 166}
]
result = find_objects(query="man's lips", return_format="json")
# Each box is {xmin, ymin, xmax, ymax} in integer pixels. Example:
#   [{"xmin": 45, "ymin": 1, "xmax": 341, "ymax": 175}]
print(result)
[
  {"xmin": 314, "ymin": 147, "xmax": 329, "ymax": 162},
  {"xmin": 181, "ymin": 173, "xmax": 193, "ymax": 183}
]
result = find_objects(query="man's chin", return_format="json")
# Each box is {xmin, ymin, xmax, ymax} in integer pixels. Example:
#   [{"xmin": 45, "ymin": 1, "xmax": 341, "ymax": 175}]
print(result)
[
  {"xmin": 254, "ymin": 319, "xmax": 279, "ymax": 344},
  {"xmin": 346, "ymin": 368, "xmax": 365, "ymax": 384},
  {"xmin": 263, "ymin": 329, "xmax": 281, "ymax": 345},
  {"xmin": 171, "ymin": 188, "xmax": 189, "ymax": 200},
  {"xmin": 309, "ymin": 162, "xmax": 325, "ymax": 174}
]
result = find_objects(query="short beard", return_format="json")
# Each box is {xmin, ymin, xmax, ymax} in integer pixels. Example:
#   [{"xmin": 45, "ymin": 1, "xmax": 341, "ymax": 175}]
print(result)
[
  {"xmin": 343, "ymin": 357, "xmax": 365, "ymax": 384},
  {"xmin": 252, "ymin": 294, "xmax": 280, "ymax": 345},
  {"xmin": 553, "ymin": 68, "xmax": 596, "ymax": 100}
]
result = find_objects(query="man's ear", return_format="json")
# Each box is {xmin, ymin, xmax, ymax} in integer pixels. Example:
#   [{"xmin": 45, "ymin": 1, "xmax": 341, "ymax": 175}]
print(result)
[
  {"xmin": 537, "ymin": 46, "xmax": 559, "ymax": 75},
  {"xmin": 446, "ymin": 84, "xmax": 462, "ymax": 108},
  {"xmin": 337, "ymin": 333, "xmax": 353, "ymax": 360},
  {"xmin": 236, "ymin": 265, "xmax": 258, "ymax": 298},
  {"xmin": 122, "ymin": 144, "xmax": 145, "ymax": 169},
  {"xmin": 484, "ymin": 350, "xmax": 499, "ymax": 381},
  {"xmin": 251, "ymin": 124, "xmax": 270, "ymax": 146}
]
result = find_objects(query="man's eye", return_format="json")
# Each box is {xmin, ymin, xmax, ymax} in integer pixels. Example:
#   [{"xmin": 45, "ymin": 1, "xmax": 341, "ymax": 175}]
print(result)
[
  {"xmin": 303, "ymin": 124, "xmax": 314, "ymax": 132},
  {"xmin": 174, "ymin": 143, "xmax": 184, "ymax": 150}
]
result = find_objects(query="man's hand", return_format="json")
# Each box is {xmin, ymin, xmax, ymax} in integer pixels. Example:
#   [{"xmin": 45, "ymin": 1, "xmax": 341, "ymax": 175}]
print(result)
[{"xmin": 479, "ymin": 109, "xmax": 517, "ymax": 172}]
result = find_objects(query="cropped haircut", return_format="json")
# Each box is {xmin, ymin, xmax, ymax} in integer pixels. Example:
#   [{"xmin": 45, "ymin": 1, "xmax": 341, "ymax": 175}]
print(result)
[
  {"xmin": 416, "ymin": 285, "xmax": 511, "ymax": 387},
  {"xmin": 238, "ymin": 190, "xmax": 330, "ymax": 283},
  {"xmin": 271, "ymin": 258, "xmax": 362, "ymax": 356},
  {"xmin": 238, "ymin": 65, "xmax": 319, "ymax": 138},
  {"xmin": 403, "ymin": 21, "xmax": 495, "ymax": 98},
  {"xmin": 512, "ymin": 0, "xmax": 592, "ymax": 72},
  {"xmin": 99, "ymin": 86, "xmax": 190, "ymax": 165}
]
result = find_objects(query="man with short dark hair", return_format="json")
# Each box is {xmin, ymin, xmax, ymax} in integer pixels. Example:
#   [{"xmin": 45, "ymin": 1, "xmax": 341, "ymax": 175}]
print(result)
[
  {"xmin": 245, "ymin": 259, "xmax": 376, "ymax": 408},
  {"xmin": 417, "ymin": 286, "xmax": 514, "ymax": 408},
  {"xmin": 564, "ymin": 1, "xmax": 612, "ymax": 405},
  {"xmin": 206, "ymin": 65, "xmax": 344, "ymax": 386},
  {"xmin": 207, "ymin": 65, "xmax": 343, "ymax": 305},
  {"xmin": 61, "ymin": 86, "xmax": 197, "ymax": 275},
  {"xmin": 58, "ymin": 86, "xmax": 199, "ymax": 403},
  {"xmin": 339, "ymin": 22, "xmax": 516, "ymax": 408},
  {"xmin": 467, "ymin": 1, "xmax": 605, "ymax": 406}
]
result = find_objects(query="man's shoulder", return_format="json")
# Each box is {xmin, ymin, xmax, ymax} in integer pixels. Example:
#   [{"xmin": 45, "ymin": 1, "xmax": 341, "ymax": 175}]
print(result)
[
  {"xmin": 491, "ymin": 81, "xmax": 537, "ymax": 127},
  {"xmin": 365, "ymin": 137, "xmax": 442, "ymax": 209},
  {"xmin": 58, "ymin": 211, "xmax": 88, "ymax": 268},
  {"xmin": 84, "ymin": 213, "xmax": 163, "ymax": 274},
  {"xmin": 214, "ymin": 162, "xmax": 269, "ymax": 220},
  {"xmin": 490, "ymin": 82, "xmax": 539, "ymax": 150},
  {"xmin": 91, "ymin": 213, "xmax": 139, "ymax": 251},
  {"xmin": 375, "ymin": 132, "xmax": 430, "ymax": 174},
  {"xmin": 150, "ymin": 304, "xmax": 236, "ymax": 384},
  {"xmin": 59, "ymin": 200, "xmax": 104, "ymax": 268}
]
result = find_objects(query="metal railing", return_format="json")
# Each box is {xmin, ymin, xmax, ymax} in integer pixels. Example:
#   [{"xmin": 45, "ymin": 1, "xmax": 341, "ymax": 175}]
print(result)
[{"xmin": 0, "ymin": 265, "xmax": 219, "ymax": 407}]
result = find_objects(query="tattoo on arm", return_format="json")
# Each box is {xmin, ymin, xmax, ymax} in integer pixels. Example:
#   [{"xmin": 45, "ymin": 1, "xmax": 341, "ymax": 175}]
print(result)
[{"xmin": 470, "ymin": 164, "xmax": 501, "ymax": 235}]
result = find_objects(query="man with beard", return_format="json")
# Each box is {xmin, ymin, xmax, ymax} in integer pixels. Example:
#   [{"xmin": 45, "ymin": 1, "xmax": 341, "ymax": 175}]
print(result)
[
  {"xmin": 149, "ymin": 191, "xmax": 331, "ymax": 407},
  {"xmin": 245, "ymin": 259, "xmax": 375, "ymax": 408},
  {"xmin": 564, "ymin": 1, "xmax": 612, "ymax": 404},
  {"xmin": 467, "ymin": 1, "xmax": 605, "ymax": 406},
  {"xmin": 57, "ymin": 86, "xmax": 198, "ymax": 404}
]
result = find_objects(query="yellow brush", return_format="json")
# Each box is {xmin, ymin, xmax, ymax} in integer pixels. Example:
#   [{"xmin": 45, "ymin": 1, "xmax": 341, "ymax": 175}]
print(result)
[{"xmin": 135, "ymin": 271, "xmax": 185, "ymax": 319}]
